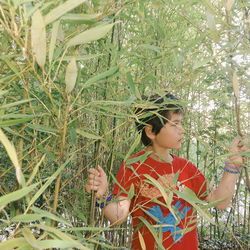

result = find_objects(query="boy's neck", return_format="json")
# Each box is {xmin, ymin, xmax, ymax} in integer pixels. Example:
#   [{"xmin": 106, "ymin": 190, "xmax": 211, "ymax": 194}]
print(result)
[{"xmin": 146, "ymin": 146, "xmax": 173, "ymax": 163}]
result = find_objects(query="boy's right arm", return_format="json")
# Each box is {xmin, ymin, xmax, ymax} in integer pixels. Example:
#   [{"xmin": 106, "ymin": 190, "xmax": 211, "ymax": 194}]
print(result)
[{"xmin": 85, "ymin": 166, "xmax": 131, "ymax": 225}]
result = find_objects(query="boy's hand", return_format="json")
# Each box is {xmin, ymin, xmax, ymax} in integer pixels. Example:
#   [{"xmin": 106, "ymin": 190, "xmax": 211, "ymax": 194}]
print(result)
[
  {"xmin": 228, "ymin": 137, "xmax": 249, "ymax": 166},
  {"xmin": 85, "ymin": 166, "xmax": 108, "ymax": 199}
]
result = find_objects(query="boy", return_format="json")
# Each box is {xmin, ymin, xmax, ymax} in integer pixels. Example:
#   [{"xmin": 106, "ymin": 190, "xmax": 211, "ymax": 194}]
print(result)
[{"xmin": 85, "ymin": 93, "xmax": 248, "ymax": 250}]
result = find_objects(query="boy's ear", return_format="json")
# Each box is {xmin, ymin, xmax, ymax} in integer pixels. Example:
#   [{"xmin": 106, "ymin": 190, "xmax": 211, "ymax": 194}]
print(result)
[{"xmin": 144, "ymin": 125, "xmax": 156, "ymax": 140}]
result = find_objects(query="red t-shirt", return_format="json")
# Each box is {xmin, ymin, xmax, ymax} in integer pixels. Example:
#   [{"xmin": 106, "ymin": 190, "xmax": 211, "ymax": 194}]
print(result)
[{"xmin": 112, "ymin": 151, "xmax": 208, "ymax": 250}]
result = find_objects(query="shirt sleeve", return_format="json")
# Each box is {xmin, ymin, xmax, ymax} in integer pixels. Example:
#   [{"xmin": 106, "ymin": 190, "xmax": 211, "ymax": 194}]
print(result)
[{"xmin": 112, "ymin": 162, "xmax": 138, "ymax": 198}]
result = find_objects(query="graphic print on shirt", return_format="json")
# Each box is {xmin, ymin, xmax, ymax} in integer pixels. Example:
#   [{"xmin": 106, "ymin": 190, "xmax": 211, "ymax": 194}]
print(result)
[
  {"xmin": 139, "ymin": 174, "xmax": 178, "ymax": 198},
  {"xmin": 148, "ymin": 201, "xmax": 191, "ymax": 242},
  {"xmin": 138, "ymin": 174, "xmax": 192, "ymax": 242}
]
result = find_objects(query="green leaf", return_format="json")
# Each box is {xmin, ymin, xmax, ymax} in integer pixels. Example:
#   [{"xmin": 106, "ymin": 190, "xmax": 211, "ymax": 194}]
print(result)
[
  {"xmin": 126, "ymin": 72, "xmax": 141, "ymax": 99},
  {"xmin": 225, "ymin": 0, "xmax": 236, "ymax": 11},
  {"xmin": 65, "ymin": 57, "xmax": 78, "ymax": 94},
  {"xmin": 22, "ymin": 228, "xmax": 84, "ymax": 249},
  {"xmin": 61, "ymin": 13, "xmax": 100, "ymax": 22},
  {"xmin": 67, "ymin": 22, "xmax": 116, "ymax": 47},
  {"xmin": 138, "ymin": 231, "xmax": 146, "ymax": 250},
  {"xmin": 0, "ymin": 238, "xmax": 28, "ymax": 249},
  {"xmin": 232, "ymin": 71, "xmax": 240, "ymax": 98},
  {"xmin": 44, "ymin": 0, "xmax": 87, "ymax": 25},
  {"xmin": 0, "ymin": 99, "xmax": 34, "ymax": 109},
  {"xmin": 124, "ymin": 133, "xmax": 143, "ymax": 162},
  {"xmin": 31, "ymin": 9, "xmax": 46, "ymax": 68},
  {"xmin": 0, "ymin": 184, "xmax": 38, "ymax": 209},
  {"xmin": 126, "ymin": 151, "xmax": 151, "ymax": 165},
  {"xmin": 128, "ymin": 184, "xmax": 134, "ymax": 199},
  {"xmin": 11, "ymin": 214, "xmax": 43, "ymax": 223},
  {"xmin": 49, "ymin": 20, "xmax": 60, "ymax": 63},
  {"xmin": 27, "ymin": 155, "xmax": 46, "ymax": 185},
  {"xmin": 193, "ymin": 56, "xmax": 213, "ymax": 69},
  {"xmin": 0, "ymin": 114, "xmax": 42, "ymax": 119},
  {"xmin": 0, "ymin": 118, "xmax": 33, "ymax": 126},
  {"xmin": 143, "ymin": 174, "xmax": 177, "ymax": 219},
  {"xmin": 138, "ymin": 44, "xmax": 161, "ymax": 53},
  {"xmin": 0, "ymin": 90, "xmax": 9, "ymax": 98},
  {"xmin": 33, "ymin": 224, "xmax": 88, "ymax": 250},
  {"xmin": 0, "ymin": 128, "xmax": 26, "ymax": 187},
  {"xmin": 61, "ymin": 54, "xmax": 103, "ymax": 62},
  {"xmin": 27, "ymin": 124, "xmax": 58, "ymax": 134},
  {"xmin": 31, "ymin": 207, "xmax": 72, "ymax": 226},
  {"xmin": 174, "ymin": 187, "xmax": 206, "ymax": 205},
  {"xmin": 27, "ymin": 156, "xmax": 73, "ymax": 208},
  {"xmin": 138, "ymin": 217, "xmax": 165, "ymax": 250},
  {"xmin": 76, "ymin": 129, "xmax": 102, "ymax": 140}
]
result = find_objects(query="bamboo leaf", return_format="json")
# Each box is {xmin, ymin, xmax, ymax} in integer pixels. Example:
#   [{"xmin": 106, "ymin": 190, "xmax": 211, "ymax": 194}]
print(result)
[
  {"xmin": 27, "ymin": 156, "xmax": 73, "ymax": 208},
  {"xmin": 34, "ymin": 224, "xmax": 88, "ymax": 250},
  {"xmin": 126, "ymin": 72, "xmax": 141, "ymax": 99},
  {"xmin": 0, "ymin": 99, "xmax": 34, "ymax": 109},
  {"xmin": 31, "ymin": 9, "xmax": 46, "ymax": 68},
  {"xmin": 206, "ymin": 11, "xmax": 220, "ymax": 42},
  {"xmin": 144, "ymin": 174, "xmax": 177, "ymax": 219},
  {"xmin": 138, "ymin": 231, "xmax": 146, "ymax": 250},
  {"xmin": 22, "ymin": 228, "xmax": 80, "ymax": 249},
  {"xmin": 49, "ymin": 20, "xmax": 60, "ymax": 63},
  {"xmin": 138, "ymin": 217, "xmax": 165, "ymax": 250},
  {"xmin": 0, "ymin": 184, "xmax": 38, "ymax": 209},
  {"xmin": 126, "ymin": 151, "xmax": 151, "ymax": 167},
  {"xmin": 44, "ymin": 0, "xmax": 87, "ymax": 25},
  {"xmin": 226, "ymin": 0, "xmax": 235, "ymax": 11},
  {"xmin": 193, "ymin": 56, "xmax": 213, "ymax": 69},
  {"xmin": 31, "ymin": 207, "xmax": 72, "ymax": 226},
  {"xmin": 27, "ymin": 155, "xmax": 46, "ymax": 186},
  {"xmin": 0, "ymin": 128, "xmax": 25, "ymax": 186},
  {"xmin": 67, "ymin": 23, "xmax": 116, "ymax": 47},
  {"xmin": 232, "ymin": 71, "xmax": 240, "ymax": 98},
  {"xmin": 65, "ymin": 57, "xmax": 78, "ymax": 94},
  {"xmin": 82, "ymin": 66, "xmax": 119, "ymax": 87},
  {"xmin": 1, "ymin": 114, "xmax": 42, "ymax": 119},
  {"xmin": 124, "ymin": 133, "xmax": 142, "ymax": 162},
  {"xmin": 0, "ymin": 90, "xmax": 9, "ymax": 98},
  {"xmin": 61, "ymin": 13, "xmax": 100, "ymax": 23},
  {"xmin": 128, "ymin": 184, "xmax": 135, "ymax": 199},
  {"xmin": 61, "ymin": 13, "xmax": 100, "ymax": 20},
  {"xmin": 0, "ymin": 238, "xmax": 28, "ymax": 249},
  {"xmin": 0, "ymin": 118, "xmax": 33, "ymax": 126},
  {"xmin": 61, "ymin": 54, "xmax": 103, "ymax": 61},
  {"xmin": 76, "ymin": 129, "xmax": 102, "ymax": 140},
  {"xmin": 28, "ymin": 124, "xmax": 58, "ymax": 134},
  {"xmin": 11, "ymin": 214, "xmax": 43, "ymax": 223},
  {"xmin": 193, "ymin": 204, "xmax": 216, "ymax": 225}
]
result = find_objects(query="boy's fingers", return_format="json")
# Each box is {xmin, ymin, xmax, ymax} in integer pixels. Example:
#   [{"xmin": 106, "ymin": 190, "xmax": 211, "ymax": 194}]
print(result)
[
  {"xmin": 97, "ymin": 165, "xmax": 106, "ymax": 176},
  {"xmin": 88, "ymin": 168, "xmax": 100, "ymax": 176}
]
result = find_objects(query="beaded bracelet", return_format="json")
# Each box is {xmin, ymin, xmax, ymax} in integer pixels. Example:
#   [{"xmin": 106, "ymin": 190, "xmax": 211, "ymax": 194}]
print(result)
[
  {"xmin": 95, "ymin": 193, "xmax": 112, "ymax": 209},
  {"xmin": 225, "ymin": 162, "xmax": 243, "ymax": 171},
  {"xmin": 224, "ymin": 167, "xmax": 239, "ymax": 174}
]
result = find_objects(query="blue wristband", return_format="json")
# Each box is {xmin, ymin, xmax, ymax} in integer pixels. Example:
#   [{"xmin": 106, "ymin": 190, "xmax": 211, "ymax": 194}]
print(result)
[
  {"xmin": 95, "ymin": 193, "xmax": 112, "ymax": 208},
  {"xmin": 224, "ymin": 167, "xmax": 239, "ymax": 174}
]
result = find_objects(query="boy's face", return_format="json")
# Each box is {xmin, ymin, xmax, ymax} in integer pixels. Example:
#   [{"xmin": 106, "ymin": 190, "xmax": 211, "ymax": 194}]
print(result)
[{"xmin": 151, "ymin": 113, "xmax": 185, "ymax": 150}]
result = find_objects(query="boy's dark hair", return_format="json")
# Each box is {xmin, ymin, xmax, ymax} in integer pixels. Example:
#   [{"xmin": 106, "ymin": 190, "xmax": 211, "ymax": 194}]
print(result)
[{"xmin": 135, "ymin": 93, "xmax": 184, "ymax": 146}]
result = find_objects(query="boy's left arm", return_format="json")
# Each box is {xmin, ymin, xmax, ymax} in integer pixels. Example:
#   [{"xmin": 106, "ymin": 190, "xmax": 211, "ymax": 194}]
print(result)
[{"xmin": 206, "ymin": 137, "xmax": 249, "ymax": 210}]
